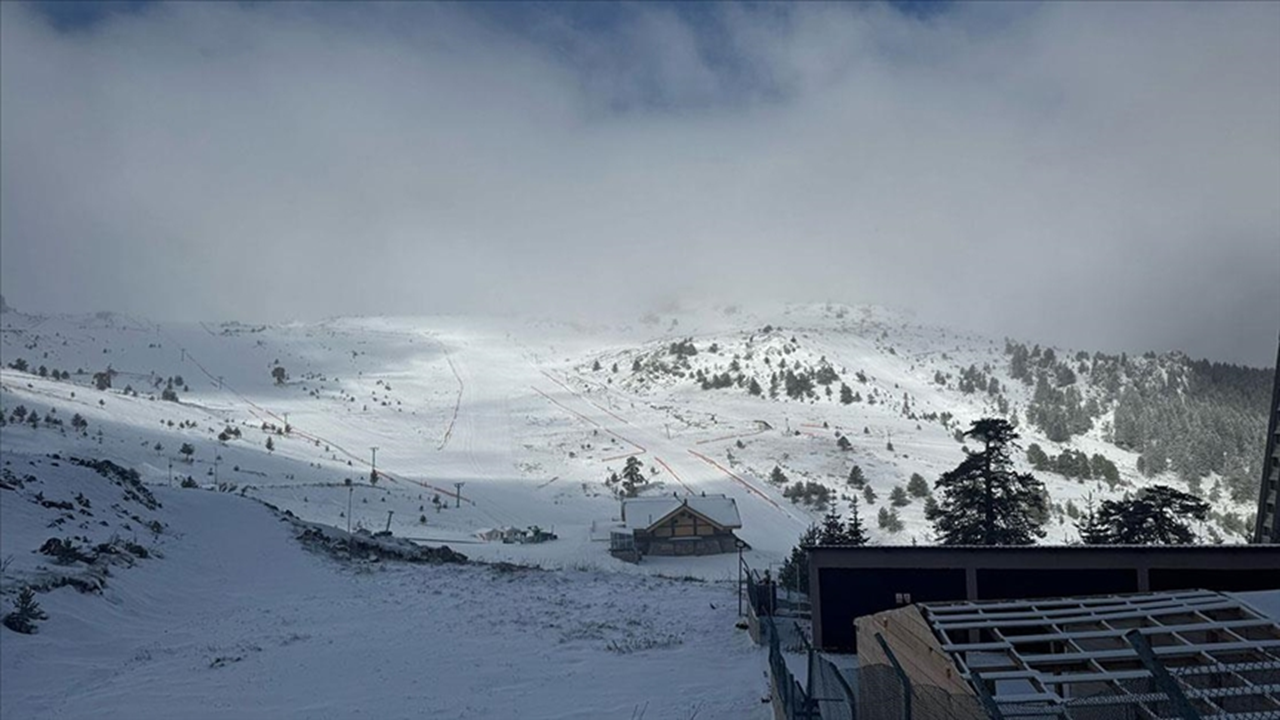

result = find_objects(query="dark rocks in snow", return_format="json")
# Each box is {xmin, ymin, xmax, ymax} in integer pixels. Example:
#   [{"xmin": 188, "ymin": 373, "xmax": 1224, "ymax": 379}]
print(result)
[{"xmin": 294, "ymin": 524, "xmax": 467, "ymax": 565}]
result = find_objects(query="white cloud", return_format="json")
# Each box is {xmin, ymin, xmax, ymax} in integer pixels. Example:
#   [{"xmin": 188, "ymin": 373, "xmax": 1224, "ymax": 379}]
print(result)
[{"xmin": 1, "ymin": 2, "xmax": 1277, "ymax": 363}]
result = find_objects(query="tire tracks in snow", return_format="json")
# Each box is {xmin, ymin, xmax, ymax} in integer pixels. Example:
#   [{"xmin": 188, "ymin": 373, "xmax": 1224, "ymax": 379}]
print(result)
[
  {"xmin": 437, "ymin": 349, "xmax": 464, "ymax": 451},
  {"xmin": 535, "ymin": 371, "xmax": 802, "ymax": 520},
  {"xmin": 153, "ymin": 328, "xmax": 473, "ymax": 505}
]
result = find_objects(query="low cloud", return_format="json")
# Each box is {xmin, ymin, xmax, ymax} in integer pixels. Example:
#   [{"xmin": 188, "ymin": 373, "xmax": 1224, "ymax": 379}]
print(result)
[{"xmin": 2, "ymin": 2, "xmax": 1277, "ymax": 363}]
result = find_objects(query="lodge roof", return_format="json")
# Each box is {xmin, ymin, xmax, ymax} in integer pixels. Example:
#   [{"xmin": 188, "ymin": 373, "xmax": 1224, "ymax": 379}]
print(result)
[{"xmin": 621, "ymin": 495, "xmax": 742, "ymax": 531}]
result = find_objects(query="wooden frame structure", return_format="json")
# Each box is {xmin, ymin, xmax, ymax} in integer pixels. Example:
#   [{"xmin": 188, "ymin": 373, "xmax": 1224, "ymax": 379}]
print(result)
[
  {"xmin": 921, "ymin": 590, "xmax": 1280, "ymax": 718},
  {"xmin": 808, "ymin": 545, "xmax": 1280, "ymax": 651}
]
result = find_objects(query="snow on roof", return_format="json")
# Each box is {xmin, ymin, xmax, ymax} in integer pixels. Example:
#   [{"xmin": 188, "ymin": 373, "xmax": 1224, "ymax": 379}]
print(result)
[{"xmin": 621, "ymin": 495, "xmax": 741, "ymax": 531}]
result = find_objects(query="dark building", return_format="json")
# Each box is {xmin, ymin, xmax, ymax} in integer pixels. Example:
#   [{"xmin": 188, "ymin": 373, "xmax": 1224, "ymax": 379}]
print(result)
[
  {"xmin": 808, "ymin": 544, "xmax": 1280, "ymax": 651},
  {"xmin": 1255, "ymin": 335, "xmax": 1280, "ymax": 543}
]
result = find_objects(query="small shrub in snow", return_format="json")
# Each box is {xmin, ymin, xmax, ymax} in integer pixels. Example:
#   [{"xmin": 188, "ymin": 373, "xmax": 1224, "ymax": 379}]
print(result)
[{"xmin": 3, "ymin": 587, "xmax": 49, "ymax": 634}]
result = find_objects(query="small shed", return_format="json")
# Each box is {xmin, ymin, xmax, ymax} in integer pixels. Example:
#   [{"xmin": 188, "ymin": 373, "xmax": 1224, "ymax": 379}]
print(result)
[{"xmin": 612, "ymin": 495, "xmax": 746, "ymax": 559}]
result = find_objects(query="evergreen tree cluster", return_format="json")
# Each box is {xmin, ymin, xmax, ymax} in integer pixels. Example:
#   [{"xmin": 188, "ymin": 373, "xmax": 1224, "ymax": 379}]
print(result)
[
  {"xmin": 5, "ymin": 357, "xmax": 74, "ymax": 381},
  {"xmin": 819, "ymin": 502, "xmax": 868, "ymax": 545},
  {"xmin": 1006, "ymin": 343, "xmax": 1100, "ymax": 442},
  {"xmin": 1006, "ymin": 341, "xmax": 1267, "ymax": 503},
  {"xmin": 668, "ymin": 339, "xmax": 698, "ymax": 359},
  {"xmin": 782, "ymin": 480, "xmax": 833, "ymax": 509},
  {"xmin": 957, "ymin": 363, "xmax": 1002, "ymax": 396},
  {"xmin": 877, "ymin": 506, "xmax": 904, "ymax": 533},
  {"xmin": 1112, "ymin": 358, "xmax": 1268, "ymax": 501},
  {"xmin": 1025, "ymin": 444, "xmax": 1120, "ymax": 485},
  {"xmin": 780, "ymin": 504, "xmax": 867, "ymax": 594},
  {"xmin": 1027, "ymin": 374, "xmax": 1097, "ymax": 442},
  {"xmin": 778, "ymin": 525, "xmax": 819, "ymax": 593}
]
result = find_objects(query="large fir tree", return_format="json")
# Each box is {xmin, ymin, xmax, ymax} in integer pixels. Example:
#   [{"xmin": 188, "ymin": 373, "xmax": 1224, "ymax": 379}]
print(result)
[
  {"xmin": 1076, "ymin": 485, "xmax": 1208, "ymax": 544},
  {"xmin": 932, "ymin": 418, "xmax": 1047, "ymax": 545}
]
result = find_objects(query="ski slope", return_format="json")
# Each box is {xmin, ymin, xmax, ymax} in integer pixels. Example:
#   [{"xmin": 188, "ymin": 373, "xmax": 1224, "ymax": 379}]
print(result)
[
  {"xmin": 0, "ymin": 451, "xmax": 767, "ymax": 720},
  {"xmin": 0, "ymin": 301, "xmax": 1253, "ymax": 579}
]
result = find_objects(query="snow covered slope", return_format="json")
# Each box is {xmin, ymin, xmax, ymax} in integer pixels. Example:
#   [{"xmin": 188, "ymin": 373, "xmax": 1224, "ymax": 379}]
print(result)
[
  {"xmin": 0, "ymin": 449, "xmax": 767, "ymax": 720},
  {"xmin": 0, "ymin": 302, "xmax": 1261, "ymax": 578},
  {"xmin": 0, "ymin": 300, "xmax": 1266, "ymax": 716}
]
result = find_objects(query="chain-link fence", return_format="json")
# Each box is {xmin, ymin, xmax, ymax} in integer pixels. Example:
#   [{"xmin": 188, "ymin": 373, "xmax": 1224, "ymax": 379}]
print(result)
[
  {"xmin": 760, "ymin": 612, "xmax": 821, "ymax": 720},
  {"xmin": 745, "ymin": 557, "xmax": 857, "ymax": 720},
  {"xmin": 811, "ymin": 653, "xmax": 857, "ymax": 720}
]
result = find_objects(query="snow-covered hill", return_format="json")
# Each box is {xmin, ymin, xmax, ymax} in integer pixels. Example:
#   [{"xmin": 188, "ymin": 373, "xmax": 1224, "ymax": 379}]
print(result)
[
  {"xmin": 1, "ymin": 300, "xmax": 1268, "ymax": 716},
  {"xmin": 0, "ymin": 449, "xmax": 763, "ymax": 720},
  {"xmin": 0, "ymin": 302, "xmax": 1261, "ymax": 574}
]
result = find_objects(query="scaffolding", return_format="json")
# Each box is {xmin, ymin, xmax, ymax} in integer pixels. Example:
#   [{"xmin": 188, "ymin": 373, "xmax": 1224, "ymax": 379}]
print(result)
[{"xmin": 921, "ymin": 590, "xmax": 1280, "ymax": 719}]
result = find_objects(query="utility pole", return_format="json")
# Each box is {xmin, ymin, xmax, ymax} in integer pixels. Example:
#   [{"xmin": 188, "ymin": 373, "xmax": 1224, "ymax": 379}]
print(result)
[
  {"xmin": 370, "ymin": 446, "xmax": 379, "ymax": 483},
  {"xmin": 454, "ymin": 482, "xmax": 465, "ymax": 508},
  {"xmin": 181, "ymin": 348, "xmax": 186, "ymax": 363},
  {"xmin": 347, "ymin": 486, "xmax": 353, "ymax": 534},
  {"xmin": 168, "ymin": 458, "xmax": 173, "ymax": 487},
  {"xmin": 217, "ymin": 376, "xmax": 223, "ymax": 391},
  {"xmin": 384, "ymin": 510, "xmax": 394, "ymax": 534}
]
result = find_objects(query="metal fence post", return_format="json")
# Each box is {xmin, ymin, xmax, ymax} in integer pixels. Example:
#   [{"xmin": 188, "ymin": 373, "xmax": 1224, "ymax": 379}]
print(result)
[
  {"xmin": 1125, "ymin": 630, "xmax": 1200, "ymax": 720},
  {"xmin": 875, "ymin": 632, "xmax": 912, "ymax": 720}
]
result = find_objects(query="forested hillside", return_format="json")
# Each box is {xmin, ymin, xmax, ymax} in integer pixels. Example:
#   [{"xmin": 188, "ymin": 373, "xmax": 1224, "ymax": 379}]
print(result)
[{"xmin": 1007, "ymin": 341, "xmax": 1271, "ymax": 506}]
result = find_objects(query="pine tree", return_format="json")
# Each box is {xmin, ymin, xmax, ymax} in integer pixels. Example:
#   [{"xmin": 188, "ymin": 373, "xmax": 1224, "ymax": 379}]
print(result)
[
  {"xmin": 839, "ymin": 383, "xmax": 854, "ymax": 405},
  {"xmin": 620, "ymin": 456, "xmax": 645, "ymax": 497},
  {"xmin": 770, "ymin": 465, "xmax": 789, "ymax": 486},
  {"xmin": 1026, "ymin": 443, "xmax": 1050, "ymax": 470},
  {"xmin": 932, "ymin": 418, "xmax": 1047, "ymax": 545},
  {"xmin": 890, "ymin": 485, "xmax": 911, "ymax": 507},
  {"xmin": 3, "ymin": 587, "xmax": 48, "ymax": 634},
  {"xmin": 819, "ymin": 509, "xmax": 847, "ymax": 545},
  {"xmin": 877, "ymin": 506, "xmax": 903, "ymax": 533},
  {"xmin": 845, "ymin": 497, "xmax": 868, "ymax": 545},
  {"xmin": 863, "ymin": 484, "xmax": 877, "ymax": 505},
  {"xmin": 847, "ymin": 465, "xmax": 866, "ymax": 487},
  {"xmin": 266, "ymin": 437, "xmax": 274, "ymax": 452},
  {"xmin": 1076, "ymin": 485, "xmax": 1208, "ymax": 544},
  {"xmin": 906, "ymin": 473, "xmax": 930, "ymax": 498},
  {"xmin": 778, "ymin": 525, "xmax": 821, "ymax": 594},
  {"xmin": 923, "ymin": 494, "xmax": 940, "ymax": 520}
]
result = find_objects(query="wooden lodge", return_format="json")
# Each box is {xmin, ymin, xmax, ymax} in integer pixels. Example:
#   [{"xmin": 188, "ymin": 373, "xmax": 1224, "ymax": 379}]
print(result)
[{"xmin": 610, "ymin": 495, "xmax": 745, "ymax": 561}]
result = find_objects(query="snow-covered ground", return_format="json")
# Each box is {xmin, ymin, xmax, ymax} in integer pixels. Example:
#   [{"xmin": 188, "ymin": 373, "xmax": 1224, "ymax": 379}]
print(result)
[
  {"xmin": 1, "ymin": 301, "xmax": 1260, "ymax": 717},
  {"xmin": 0, "ymin": 302, "xmax": 1250, "ymax": 569},
  {"xmin": 0, "ymin": 453, "xmax": 768, "ymax": 720}
]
